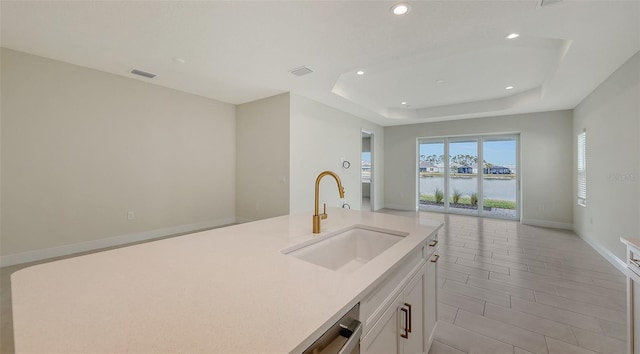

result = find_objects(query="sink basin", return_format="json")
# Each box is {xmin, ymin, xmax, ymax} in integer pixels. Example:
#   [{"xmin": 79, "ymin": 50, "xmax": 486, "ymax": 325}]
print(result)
[{"xmin": 284, "ymin": 225, "xmax": 409, "ymax": 273}]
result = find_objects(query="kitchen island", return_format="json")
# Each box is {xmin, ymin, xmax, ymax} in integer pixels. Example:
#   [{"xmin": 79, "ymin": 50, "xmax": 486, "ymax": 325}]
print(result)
[{"xmin": 11, "ymin": 208, "xmax": 442, "ymax": 353}]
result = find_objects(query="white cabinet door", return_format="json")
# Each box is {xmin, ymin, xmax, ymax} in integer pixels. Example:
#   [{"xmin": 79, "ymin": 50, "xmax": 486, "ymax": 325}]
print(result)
[
  {"xmin": 361, "ymin": 293, "xmax": 403, "ymax": 354},
  {"xmin": 401, "ymin": 264, "xmax": 426, "ymax": 354},
  {"xmin": 361, "ymin": 264, "xmax": 428, "ymax": 354},
  {"xmin": 425, "ymin": 253, "xmax": 439, "ymax": 348}
]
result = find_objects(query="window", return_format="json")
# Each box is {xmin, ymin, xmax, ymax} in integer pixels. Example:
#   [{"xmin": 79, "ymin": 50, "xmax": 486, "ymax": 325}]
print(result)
[{"xmin": 577, "ymin": 131, "xmax": 587, "ymax": 206}]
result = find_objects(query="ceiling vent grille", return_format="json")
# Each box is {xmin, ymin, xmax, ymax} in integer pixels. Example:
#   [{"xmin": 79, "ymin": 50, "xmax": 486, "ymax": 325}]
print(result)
[
  {"xmin": 289, "ymin": 66, "xmax": 314, "ymax": 76},
  {"xmin": 130, "ymin": 68, "xmax": 157, "ymax": 79}
]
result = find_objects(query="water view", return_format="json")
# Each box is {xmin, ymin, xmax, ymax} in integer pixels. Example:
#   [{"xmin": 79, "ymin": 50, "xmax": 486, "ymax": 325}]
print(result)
[{"xmin": 419, "ymin": 176, "xmax": 516, "ymax": 201}]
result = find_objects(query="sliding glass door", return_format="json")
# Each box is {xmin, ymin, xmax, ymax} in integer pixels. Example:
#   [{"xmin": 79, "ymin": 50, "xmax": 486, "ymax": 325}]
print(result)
[
  {"xmin": 418, "ymin": 135, "xmax": 519, "ymax": 220},
  {"xmin": 418, "ymin": 140, "xmax": 445, "ymax": 212},
  {"xmin": 482, "ymin": 137, "xmax": 518, "ymax": 219},
  {"xmin": 449, "ymin": 139, "xmax": 479, "ymax": 216}
]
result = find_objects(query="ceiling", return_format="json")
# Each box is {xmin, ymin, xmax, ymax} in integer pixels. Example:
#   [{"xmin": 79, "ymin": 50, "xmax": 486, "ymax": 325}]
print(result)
[{"xmin": 1, "ymin": 1, "xmax": 639, "ymax": 126}]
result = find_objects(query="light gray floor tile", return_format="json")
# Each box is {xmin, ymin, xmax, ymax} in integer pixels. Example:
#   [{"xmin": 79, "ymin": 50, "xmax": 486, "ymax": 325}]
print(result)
[
  {"xmin": 434, "ymin": 321, "xmax": 514, "ymax": 354},
  {"xmin": 572, "ymin": 327, "xmax": 626, "ymax": 354},
  {"xmin": 484, "ymin": 303, "xmax": 577, "ymax": 345},
  {"xmin": 439, "ymin": 287, "xmax": 486, "ymax": 315},
  {"xmin": 561, "ymin": 259, "xmax": 622, "ymax": 275},
  {"xmin": 491, "ymin": 253, "xmax": 548, "ymax": 268},
  {"xmin": 506, "ymin": 251, "xmax": 564, "ymax": 265},
  {"xmin": 545, "ymin": 337, "xmax": 599, "ymax": 354},
  {"xmin": 510, "ymin": 297, "xmax": 603, "ymax": 333},
  {"xmin": 444, "ymin": 279, "xmax": 511, "ymax": 307},
  {"xmin": 526, "ymin": 265, "xmax": 599, "ymax": 285},
  {"xmin": 467, "ymin": 276, "xmax": 535, "ymax": 301},
  {"xmin": 489, "ymin": 272, "xmax": 558, "ymax": 295},
  {"xmin": 454, "ymin": 309, "xmax": 548, "ymax": 354},
  {"xmin": 461, "ymin": 242, "xmax": 513, "ymax": 255},
  {"xmin": 545, "ymin": 263, "xmax": 626, "ymax": 282},
  {"xmin": 590, "ymin": 277, "xmax": 627, "ymax": 291},
  {"xmin": 428, "ymin": 340, "xmax": 466, "ymax": 354},
  {"xmin": 598, "ymin": 318, "xmax": 627, "ymax": 341},
  {"xmin": 554, "ymin": 285, "xmax": 626, "ymax": 312},
  {"xmin": 533, "ymin": 291, "xmax": 626, "ymax": 324},
  {"xmin": 509, "ymin": 269, "xmax": 624, "ymax": 298},
  {"xmin": 456, "ymin": 258, "xmax": 510, "ymax": 275},
  {"xmin": 474, "ymin": 255, "xmax": 529, "ymax": 271},
  {"xmin": 439, "ymin": 267, "xmax": 470, "ymax": 283},
  {"xmin": 438, "ymin": 302, "xmax": 459, "ymax": 324},
  {"xmin": 440, "ymin": 261, "xmax": 490, "ymax": 279}
]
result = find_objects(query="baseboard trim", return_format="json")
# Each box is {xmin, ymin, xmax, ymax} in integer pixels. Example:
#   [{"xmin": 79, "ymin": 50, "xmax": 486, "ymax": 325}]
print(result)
[
  {"xmin": 521, "ymin": 218, "xmax": 573, "ymax": 230},
  {"xmin": 574, "ymin": 230, "xmax": 627, "ymax": 274},
  {"xmin": 383, "ymin": 204, "xmax": 416, "ymax": 211},
  {"xmin": 234, "ymin": 217, "xmax": 253, "ymax": 224},
  {"xmin": 0, "ymin": 217, "xmax": 236, "ymax": 267}
]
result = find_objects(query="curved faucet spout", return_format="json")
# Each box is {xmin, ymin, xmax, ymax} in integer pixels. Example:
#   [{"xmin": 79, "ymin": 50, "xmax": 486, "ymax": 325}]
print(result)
[{"xmin": 313, "ymin": 171, "xmax": 345, "ymax": 233}]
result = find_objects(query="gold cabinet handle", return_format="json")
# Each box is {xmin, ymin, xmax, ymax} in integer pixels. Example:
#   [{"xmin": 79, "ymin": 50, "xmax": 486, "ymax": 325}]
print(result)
[
  {"xmin": 400, "ymin": 306, "xmax": 409, "ymax": 338},
  {"xmin": 428, "ymin": 240, "xmax": 438, "ymax": 247},
  {"xmin": 430, "ymin": 254, "xmax": 440, "ymax": 263}
]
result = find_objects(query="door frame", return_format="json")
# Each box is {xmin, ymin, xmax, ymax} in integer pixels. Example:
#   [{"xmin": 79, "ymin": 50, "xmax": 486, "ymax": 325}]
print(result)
[{"xmin": 362, "ymin": 130, "xmax": 374, "ymax": 211}]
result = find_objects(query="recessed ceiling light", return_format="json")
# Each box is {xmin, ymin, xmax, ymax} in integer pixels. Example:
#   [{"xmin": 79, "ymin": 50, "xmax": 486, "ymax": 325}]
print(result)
[
  {"xmin": 172, "ymin": 57, "xmax": 186, "ymax": 64},
  {"xmin": 506, "ymin": 33, "xmax": 520, "ymax": 40},
  {"xmin": 391, "ymin": 3, "xmax": 410, "ymax": 16},
  {"xmin": 401, "ymin": 101, "xmax": 408, "ymax": 105},
  {"xmin": 357, "ymin": 70, "xmax": 364, "ymax": 75},
  {"xmin": 435, "ymin": 79, "xmax": 444, "ymax": 84},
  {"xmin": 505, "ymin": 86, "xmax": 514, "ymax": 90}
]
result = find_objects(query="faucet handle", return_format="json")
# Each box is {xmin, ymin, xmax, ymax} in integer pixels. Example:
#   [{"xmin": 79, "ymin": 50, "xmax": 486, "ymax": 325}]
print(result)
[{"xmin": 321, "ymin": 203, "xmax": 328, "ymax": 220}]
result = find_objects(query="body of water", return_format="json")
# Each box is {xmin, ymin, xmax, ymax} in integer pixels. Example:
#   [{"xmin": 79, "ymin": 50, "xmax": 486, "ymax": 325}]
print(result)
[{"xmin": 419, "ymin": 176, "xmax": 516, "ymax": 201}]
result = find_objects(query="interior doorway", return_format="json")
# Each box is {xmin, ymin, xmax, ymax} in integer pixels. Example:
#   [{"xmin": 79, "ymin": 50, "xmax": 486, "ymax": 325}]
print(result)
[{"xmin": 362, "ymin": 131, "xmax": 373, "ymax": 211}]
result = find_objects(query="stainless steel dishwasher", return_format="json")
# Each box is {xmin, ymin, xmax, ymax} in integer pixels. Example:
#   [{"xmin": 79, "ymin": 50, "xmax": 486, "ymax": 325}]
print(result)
[{"xmin": 302, "ymin": 304, "xmax": 362, "ymax": 354}]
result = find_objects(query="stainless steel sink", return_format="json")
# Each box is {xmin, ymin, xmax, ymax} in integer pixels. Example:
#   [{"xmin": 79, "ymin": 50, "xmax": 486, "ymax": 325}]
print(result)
[{"xmin": 284, "ymin": 225, "xmax": 408, "ymax": 273}]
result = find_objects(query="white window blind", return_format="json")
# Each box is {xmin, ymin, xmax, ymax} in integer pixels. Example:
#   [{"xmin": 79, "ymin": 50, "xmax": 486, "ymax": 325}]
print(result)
[{"xmin": 577, "ymin": 131, "xmax": 586, "ymax": 206}]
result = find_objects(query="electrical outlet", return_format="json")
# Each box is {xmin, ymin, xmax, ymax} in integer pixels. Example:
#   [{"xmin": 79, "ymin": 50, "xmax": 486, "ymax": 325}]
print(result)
[{"xmin": 128, "ymin": 211, "xmax": 136, "ymax": 220}]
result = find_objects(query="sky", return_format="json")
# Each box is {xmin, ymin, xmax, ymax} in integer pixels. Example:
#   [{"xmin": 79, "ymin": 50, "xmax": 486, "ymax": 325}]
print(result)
[{"xmin": 419, "ymin": 140, "xmax": 516, "ymax": 166}]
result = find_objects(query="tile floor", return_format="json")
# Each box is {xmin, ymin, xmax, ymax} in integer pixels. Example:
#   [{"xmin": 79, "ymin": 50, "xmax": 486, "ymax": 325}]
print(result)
[
  {"xmin": 378, "ymin": 209, "xmax": 627, "ymax": 354},
  {"xmin": 0, "ymin": 210, "xmax": 628, "ymax": 354}
]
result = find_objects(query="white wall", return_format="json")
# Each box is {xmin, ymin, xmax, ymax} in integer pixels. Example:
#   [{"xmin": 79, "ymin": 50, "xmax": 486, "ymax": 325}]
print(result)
[
  {"xmin": 236, "ymin": 93, "xmax": 290, "ymax": 222},
  {"xmin": 1, "ymin": 48, "xmax": 236, "ymax": 265},
  {"xmin": 384, "ymin": 111, "xmax": 574, "ymax": 229},
  {"xmin": 289, "ymin": 94, "xmax": 384, "ymax": 213},
  {"xmin": 573, "ymin": 51, "xmax": 640, "ymax": 265}
]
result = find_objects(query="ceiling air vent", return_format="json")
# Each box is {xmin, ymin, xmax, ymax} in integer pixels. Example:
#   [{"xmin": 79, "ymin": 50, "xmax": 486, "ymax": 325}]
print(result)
[
  {"xmin": 537, "ymin": 0, "xmax": 562, "ymax": 8},
  {"xmin": 289, "ymin": 66, "xmax": 314, "ymax": 77},
  {"xmin": 130, "ymin": 68, "xmax": 157, "ymax": 79}
]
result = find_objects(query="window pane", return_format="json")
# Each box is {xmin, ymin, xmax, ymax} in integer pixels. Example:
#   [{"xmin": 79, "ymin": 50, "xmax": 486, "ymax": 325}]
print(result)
[
  {"xmin": 419, "ymin": 141, "xmax": 445, "ymax": 212},
  {"xmin": 482, "ymin": 138, "xmax": 517, "ymax": 219},
  {"xmin": 449, "ymin": 139, "xmax": 478, "ymax": 216}
]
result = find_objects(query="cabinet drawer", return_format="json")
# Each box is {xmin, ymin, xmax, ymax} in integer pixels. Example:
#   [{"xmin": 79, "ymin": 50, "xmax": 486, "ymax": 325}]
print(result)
[
  {"xmin": 360, "ymin": 247, "xmax": 424, "ymax": 336},
  {"xmin": 424, "ymin": 232, "xmax": 439, "ymax": 258}
]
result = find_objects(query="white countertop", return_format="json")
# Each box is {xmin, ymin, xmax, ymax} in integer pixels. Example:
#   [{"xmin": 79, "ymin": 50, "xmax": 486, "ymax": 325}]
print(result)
[
  {"xmin": 11, "ymin": 208, "xmax": 442, "ymax": 353},
  {"xmin": 621, "ymin": 237, "xmax": 640, "ymax": 251}
]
